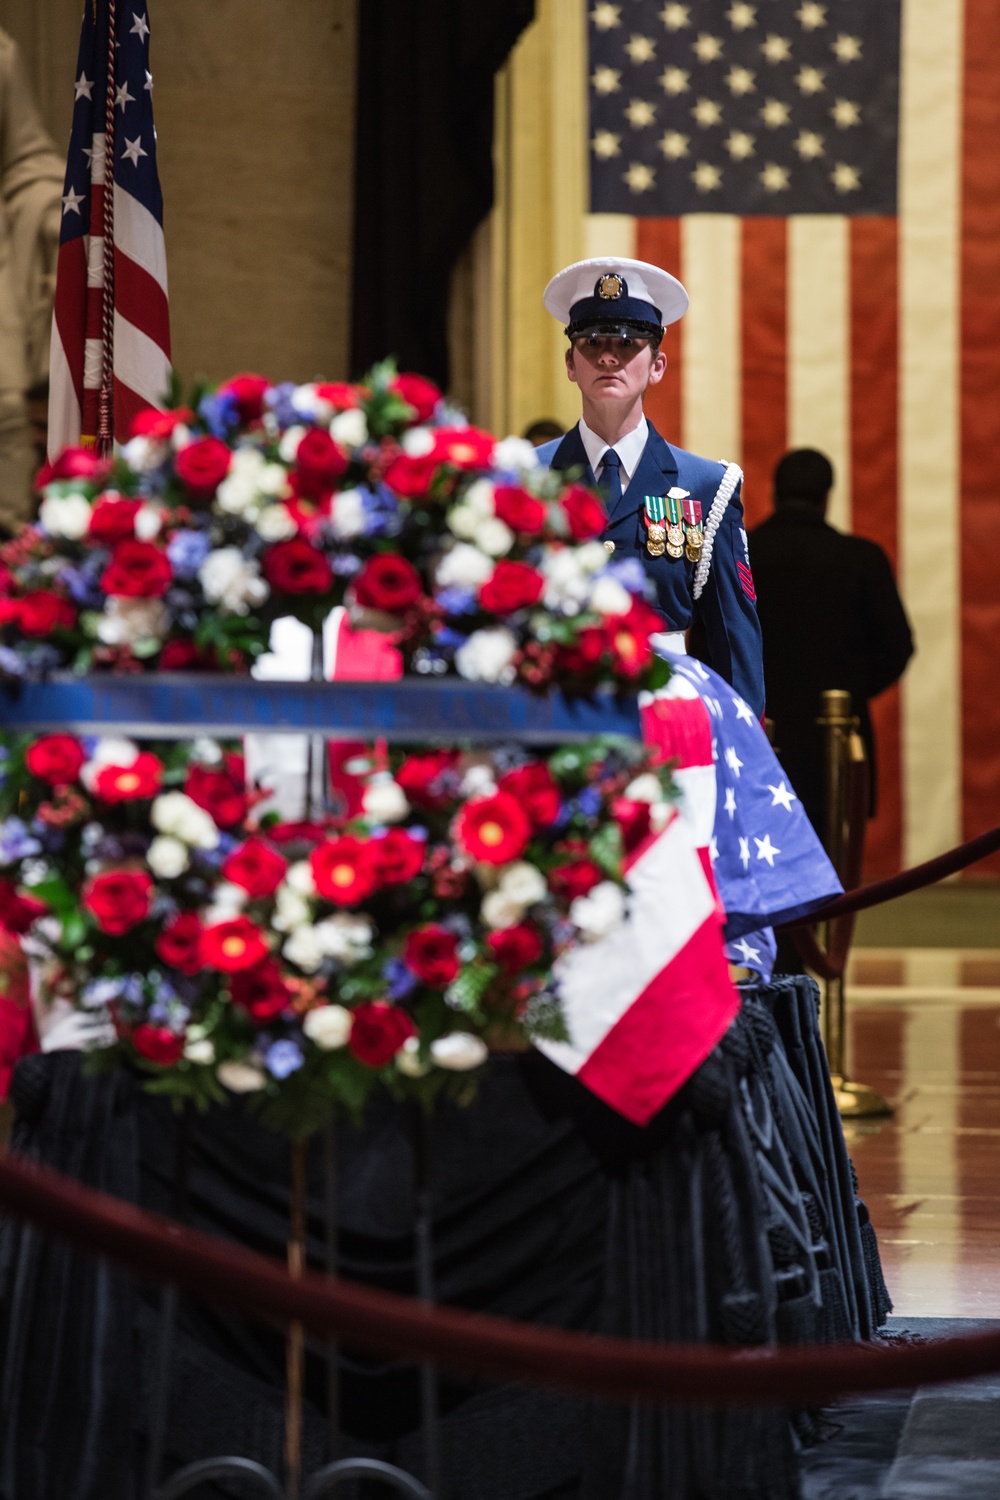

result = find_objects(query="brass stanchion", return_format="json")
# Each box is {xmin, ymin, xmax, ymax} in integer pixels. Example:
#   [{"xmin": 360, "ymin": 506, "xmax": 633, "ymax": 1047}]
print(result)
[{"xmin": 816, "ymin": 691, "xmax": 892, "ymax": 1121}]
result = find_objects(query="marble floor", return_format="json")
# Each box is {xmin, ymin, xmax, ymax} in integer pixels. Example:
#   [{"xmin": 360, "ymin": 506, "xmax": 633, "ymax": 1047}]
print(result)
[{"xmin": 839, "ymin": 949, "xmax": 1000, "ymax": 1320}]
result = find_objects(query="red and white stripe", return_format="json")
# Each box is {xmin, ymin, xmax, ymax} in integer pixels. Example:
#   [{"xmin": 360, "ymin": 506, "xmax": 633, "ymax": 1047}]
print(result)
[
  {"xmin": 584, "ymin": 0, "xmax": 1000, "ymax": 880},
  {"xmin": 49, "ymin": 134, "xmax": 170, "ymax": 458},
  {"xmin": 538, "ymin": 807, "xmax": 737, "ymax": 1126}
]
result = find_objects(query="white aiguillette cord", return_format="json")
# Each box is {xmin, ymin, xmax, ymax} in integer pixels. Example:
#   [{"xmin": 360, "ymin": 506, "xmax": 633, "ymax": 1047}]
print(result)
[{"xmin": 692, "ymin": 462, "xmax": 743, "ymax": 601}]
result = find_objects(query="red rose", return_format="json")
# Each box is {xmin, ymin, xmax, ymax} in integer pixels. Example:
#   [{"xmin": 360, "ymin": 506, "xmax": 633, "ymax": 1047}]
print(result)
[
  {"xmin": 372, "ymin": 828, "xmax": 425, "ymax": 885},
  {"xmin": 266, "ymin": 820, "xmax": 329, "ymax": 845},
  {"xmin": 222, "ymin": 836, "xmax": 288, "ymax": 899},
  {"xmin": 348, "ymin": 1000, "xmax": 415, "ymax": 1067},
  {"xmin": 174, "ymin": 436, "xmax": 232, "ymax": 497},
  {"xmin": 129, "ymin": 407, "xmax": 193, "ymax": 441},
  {"xmin": 395, "ymin": 750, "xmax": 458, "ymax": 810},
  {"xmin": 159, "ymin": 640, "xmax": 204, "ymax": 670},
  {"xmin": 185, "ymin": 763, "xmax": 247, "ymax": 829},
  {"xmin": 315, "ymin": 381, "xmax": 365, "ymax": 411},
  {"xmin": 101, "ymin": 540, "xmax": 172, "ymax": 598},
  {"xmin": 18, "ymin": 591, "xmax": 75, "ymax": 636},
  {"xmin": 354, "ymin": 553, "xmax": 423, "ymax": 613},
  {"xmin": 262, "ymin": 538, "xmax": 334, "ymax": 595},
  {"xmin": 560, "ymin": 484, "xmax": 607, "ymax": 541},
  {"xmin": 229, "ymin": 959, "xmax": 292, "ymax": 1023},
  {"xmin": 479, "ymin": 560, "xmax": 545, "ymax": 615},
  {"xmin": 219, "ymin": 373, "xmax": 270, "ymax": 423},
  {"xmin": 486, "ymin": 923, "xmax": 544, "ymax": 974},
  {"xmin": 0, "ymin": 880, "xmax": 47, "ymax": 935},
  {"xmin": 493, "ymin": 485, "xmax": 547, "ymax": 535},
  {"xmin": 606, "ymin": 599, "xmax": 661, "ymax": 679},
  {"xmin": 35, "ymin": 447, "xmax": 108, "ymax": 489},
  {"xmin": 88, "ymin": 494, "xmax": 141, "ymax": 543},
  {"xmin": 295, "ymin": 428, "xmax": 348, "ymax": 497},
  {"xmin": 93, "ymin": 751, "xmax": 164, "ymax": 803},
  {"xmin": 548, "ymin": 858, "xmax": 602, "ymax": 900},
  {"xmin": 389, "ymin": 373, "xmax": 441, "ymax": 422},
  {"xmin": 455, "ymin": 792, "xmax": 531, "ymax": 865},
  {"xmin": 200, "ymin": 916, "xmax": 269, "ymax": 972},
  {"xmin": 403, "ymin": 924, "xmax": 460, "ymax": 987},
  {"xmin": 131, "ymin": 1025, "xmax": 185, "ymax": 1065},
  {"xmin": 155, "ymin": 912, "xmax": 204, "ymax": 975},
  {"xmin": 383, "ymin": 452, "xmax": 439, "ymax": 498},
  {"xmin": 82, "ymin": 869, "xmax": 153, "ymax": 934},
  {"xmin": 612, "ymin": 797, "xmax": 652, "ymax": 854},
  {"xmin": 555, "ymin": 625, "xmax": 608, "ymax": 677},
  {"xmin": 498, "ymin": 763, "xmax": 561, "ymax": 828},
  {"xmin": 25, "ymin": 734, "xmax": 85, "ymax": 785},
  {"xmin": 432, "ymin": 426, "xmax": 495, "ymax": 470},
  {"xmin": 311, "ymin": 836, "xmax": 382, "ymax": 905}
]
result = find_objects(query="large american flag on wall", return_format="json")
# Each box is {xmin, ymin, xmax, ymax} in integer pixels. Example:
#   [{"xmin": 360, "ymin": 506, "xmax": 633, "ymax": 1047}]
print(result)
[
  {"xmin": 49, "ymin": 1, "xmax": 171, "ymax": 458},
  {"xmin": 585, "ymin": 0, "xmax": 1000, "ymax": 880}
]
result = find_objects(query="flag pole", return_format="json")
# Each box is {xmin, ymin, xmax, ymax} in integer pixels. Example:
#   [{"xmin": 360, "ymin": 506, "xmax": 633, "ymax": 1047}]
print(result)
[{"xmin": 96, "ymin": 0, "xmax": 117, "ymax": 457}]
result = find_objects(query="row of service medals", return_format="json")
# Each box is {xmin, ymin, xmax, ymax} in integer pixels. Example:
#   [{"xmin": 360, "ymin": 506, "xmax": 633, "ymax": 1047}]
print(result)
[{"xmin": 644, "ymin": 488, "xmax": 704, "ymax": 562}]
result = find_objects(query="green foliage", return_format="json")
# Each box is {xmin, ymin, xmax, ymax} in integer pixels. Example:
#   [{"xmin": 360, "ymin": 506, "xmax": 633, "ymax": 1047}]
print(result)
[
  {"xmin": 588, "ymin": 820, "xmax": 625, "ymax": 879},
  {"xmin": 444, "ymin": 961, "xmax": 500, "ymax": 1022}
]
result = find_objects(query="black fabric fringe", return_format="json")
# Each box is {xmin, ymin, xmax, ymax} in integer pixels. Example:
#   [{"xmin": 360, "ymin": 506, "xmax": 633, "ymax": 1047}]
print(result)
[{"xmin": 0, "ymin": 976, "xmax": 889, "ymax": 1500}]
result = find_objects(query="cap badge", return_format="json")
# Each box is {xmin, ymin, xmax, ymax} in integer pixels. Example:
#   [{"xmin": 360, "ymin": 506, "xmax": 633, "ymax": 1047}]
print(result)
[{"xmin": 596, "ymin": 273, "xmax": 626, "ymax": 301}]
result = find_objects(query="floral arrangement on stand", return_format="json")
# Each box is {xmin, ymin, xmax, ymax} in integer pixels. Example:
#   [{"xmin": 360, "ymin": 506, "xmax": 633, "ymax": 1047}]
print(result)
[
  {"xmin": 0, "ymin": 363, "xmax": 668, "ymax": 695},
  {"xmin": 0, "ymin": 727, "xmax": 675, "ymax": 1136}
]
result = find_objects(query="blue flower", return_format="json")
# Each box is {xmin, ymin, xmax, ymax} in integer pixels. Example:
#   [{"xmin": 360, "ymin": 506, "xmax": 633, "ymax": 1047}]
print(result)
[
  {"xmin": 360, "ymin": 484, "xmax": 403, "ymax": 538},
  {"xmin": 266, "ymin": 1038, "xmax": 305, "ymax": 1080},
  {"xmin": 603, "ymin": 557, "xmax": 648, "ymax": 595},
  {"xmin": 198, "ymin": 389, "xmax": 241, "ymax": 439},
  {"xmin": 80, "ymin": 977, "xmax": 128, "ymax": 1009},
  {"xmin": 575, "ymin": 786, "xmax": 602, "ymax": 818},
  {"xmin": 0, "ymin": 818, "xmax": 42, "ymax": 864},
  {"xmin": 0, "ymin": 647, "xmax": 24, "ymax": 679},
  {"xmin": 265, "ymin": 382, "xmax": 300, "ymax": 429},
  {"xmin": 167, "ymin": 529, "xmax": 211, "ymax": 578},
  {"xmin": 434, "ymin": 585, "xmax": 477, "ymax": 616},
  {"xmin": 60, "ymin": 563, "xmax": 105, "ymax": 608},
  {"xmin": 331, "ymin": 552, "xmax": 363, "ymax": 577},
  {"xmin": 383, "ymin": 957, "xmax": 418, "ymax": 1001},
  {"xmin": 432, "ymin": 627, "xmax": 469, "ymax": 651}
]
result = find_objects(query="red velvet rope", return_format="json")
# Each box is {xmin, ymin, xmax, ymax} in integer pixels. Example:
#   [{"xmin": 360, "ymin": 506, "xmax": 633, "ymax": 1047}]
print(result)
[
  {"xmin": 779, "ymin": 819, "xmax": 1000, "ymax": 929},
  {"xmin": 2, "ymin": 1150, "xmax": 1000, "ymax": 1408}
]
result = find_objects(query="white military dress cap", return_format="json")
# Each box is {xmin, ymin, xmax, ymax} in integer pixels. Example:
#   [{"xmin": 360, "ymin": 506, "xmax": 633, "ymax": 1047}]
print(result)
[{"xmin": 543, "ymin": 256, "xmax": 689, "ymax": 334}]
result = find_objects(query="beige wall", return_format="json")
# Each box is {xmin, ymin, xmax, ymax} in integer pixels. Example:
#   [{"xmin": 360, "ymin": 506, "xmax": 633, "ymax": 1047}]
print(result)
[{"xmin": 0, "ymin": 0, "xmax": 357, "ymax": 387}]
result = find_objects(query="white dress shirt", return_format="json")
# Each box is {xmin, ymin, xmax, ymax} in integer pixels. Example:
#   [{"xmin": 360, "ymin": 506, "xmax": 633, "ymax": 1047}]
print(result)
[{"xmin": 578, "ymin": 415, "xmax": 649, "ymax": 487}]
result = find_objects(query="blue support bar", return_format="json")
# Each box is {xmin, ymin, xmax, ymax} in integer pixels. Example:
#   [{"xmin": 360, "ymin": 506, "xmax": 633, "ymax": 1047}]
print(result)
[{"xmin": 0, "ymin": 675, "xmax": 642, "ymax": 742}]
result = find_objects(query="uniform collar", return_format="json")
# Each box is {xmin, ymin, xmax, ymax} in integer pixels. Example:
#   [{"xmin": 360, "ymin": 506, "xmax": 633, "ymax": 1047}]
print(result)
[{"xmin": 577, "ymin": 414, "xmax": 648, "ymax": 483}]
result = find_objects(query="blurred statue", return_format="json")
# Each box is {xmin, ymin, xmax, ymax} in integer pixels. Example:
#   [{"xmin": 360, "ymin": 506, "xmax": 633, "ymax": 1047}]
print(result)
[{"xmin": 0, "ymin": 30, "xmax": 64, "ymax": 531}]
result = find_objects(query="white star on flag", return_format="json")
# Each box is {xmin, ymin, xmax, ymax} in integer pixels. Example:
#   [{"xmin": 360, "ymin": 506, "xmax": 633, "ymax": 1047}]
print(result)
[
  {"xmin": 739, "ymin": 836, "xmax": 751, "ymax": 869},
  {"xmin": 61, "ymin": 186, "xmax": 86, "ymax": 216},
  {"xmin": 724, "ymin": 786, "xmax": 737, "ymax": 818},
  {"xmin": 131, "ymin": 11, "xmax": 151, "ymax": 41},
  {"xmin": 121, "ymin": 136, "xmax": 147, "ymax": 166},
  {"xmin": 732, "ymin": 696, "xmax": 756, "ymax": 724},
  {"xmin": 768, "ymin": 781, "xmax": 798, "ymax": 811},
  {"xmin": 115, "ymin": 80, "xmax": 135, "ymax": 111},
  {"xmin": 754, "ymin": 833, "xmax": 781, "ymax": 866},
  {"xmin": 725, "ymin": 745, "xmax": 744, "ymax": 778},
  {"xmin": 74, "ymin": 72, "xmax": 94, "ymax": 102},
  {"xmin": 733, "ymin": 936, "xmax": 761, "ymax": 965}
]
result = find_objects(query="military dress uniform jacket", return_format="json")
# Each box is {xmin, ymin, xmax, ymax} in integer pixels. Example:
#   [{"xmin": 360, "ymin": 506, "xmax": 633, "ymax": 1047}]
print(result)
[{"xmin": 536, "ymin": 421, "xmax": 765, "ymax": 718}]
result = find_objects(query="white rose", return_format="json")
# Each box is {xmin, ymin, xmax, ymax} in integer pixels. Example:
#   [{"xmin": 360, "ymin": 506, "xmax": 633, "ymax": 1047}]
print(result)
[
  {"xmin": 91, "ymin": 737, "xmax": 140, "ymax": 768},
  {"xmin": 455, "ymin": 628, "xmax": 517, "ymax": 684},
  {"xmin": 256, "ymin": 503, "xmax": 297, "ymax": 541},
  {"xmin": 198, "ymin": 547, "xmax": 269, "ymax": 614},
  {"xmin": 302, "ymin": 1004, "xmax": 353, "ymax": 1050},
  {"xmin": 434, "ymin": 543, "xmax": 494, "ymax": 590},
  {"xmin": 431, "ymin": 1033, "xmax": 488, "ymax": 1071},
  {"xmin": 216, "ymin": 472, "xmax": 260, "ymax": 518},
  {"xmin": 39, "ymin": 493, "xmax": 91, "ymax": 540},
  {"xmin": 330, "ymin": 408, "xmax": 369, "ymax": 448},
  {"xmin": 146, "ymin": 835, "xmax": 190, "ymax": 879},
  {"xmin": 171, "ymin": 424, "xmax": 192, "ymax": 451},
  {"xmin": 401, "ymin": 425, "xmax": 435, "ymax": 457},
  {"xmin": 362, "ymin": 776, "xmax": 410, "ymax": 824},
  {"xmin": 463, "ymin": 479, "xmax": 496, "ymax": 519},
  {"xmin": 272, "ymin": 885, "xmax": 312, "ymax": 933},
  {"xmin": 184, "ymin": 1036, "xmax": 216, "ymax": 1065},
  {"xmin": 541, "ymin": 549, "xmax": 590, "ymax": 615},
  {"xmin": 492, "ymin": 435, "xmax": 539, "ymax": 474},
  {"xmin": 285, "ymin": 860, "xmax": 317, "ymax": 896},
  {"xmin": 135, "ymin": 505, "xmax": 162, "ymax": 540},
  {"xmin": 282, "ymin": 924, "xmax": 327, "ymax": 973},
  {"xmin": 498, "ymin": 861, "xmax": 547, "ymax": 906},
  {"xmin": 588, "ymin": 575, "xmax": 633, "ymax": 617},
  {"xmin": 397, "ymin": 1036, "xmax": 431, "ymax": 1077},
  {"xmin": 211, "ymin": 882, "xmax": 248, "ymax": 913},
  {"xmin": 576, "ymin": 541, "xmax": 611, "ymax": 574},
  {"xmin": 459, "ymin": 763, "xmax": 497, "ymax": 799},
  {"xmin": 570, "ymin": 880, "xmax": 626, "ymax": 940},
  {"xmin": 314, "ymin": 913, "xmax": 374, "ymax": 962},
  {"xmin": 330, "ymin": 488, "xmax": 366, "ymax": 539},
  {"xmin": 258, "ymin": 462, "xmax": 288, "ymax": 497},
  {"xmin": 120, "ymin": 435, "xmax": 161, "ymax": 472},
  {"xmin": 191, "ymin": 738, "xmax": 223, "ymax": 766},
  {"xmin": 474, "ymin": 517, "xmax": 515, "ymax": 557},
  {"xmin": 480, "ymin": 889, "xmax": 525, "ymax": 930},
  {"xmin": 151, "ymin": 791, "xmax": 219, "ymax": 849},
  {"xmin": 217, "ymin": 1059, "xmax": 267, "ymax": 1093},
  {"xmin": 650, "ymin": 801, "xmax": 673, "ymax": 834},
  {"xmin": 624, "ymin": 773, "xmax": 662, "ymax": 804},
  {"xmin": 95, "ymin": 596, "xmax": 168, "ymax": 646},
  {"xmin": 278, "ymin": 423, "xmax": 307, "ymax": 461},
  {"xmin": 446, "ymin": 504, "xmax": 479, "ymax": 541}
]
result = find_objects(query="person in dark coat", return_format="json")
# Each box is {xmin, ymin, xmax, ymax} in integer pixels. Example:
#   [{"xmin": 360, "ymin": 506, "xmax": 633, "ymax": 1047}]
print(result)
[{"xmin": 749, "ymin": 449, "xmax": 914, "ymax": 837}]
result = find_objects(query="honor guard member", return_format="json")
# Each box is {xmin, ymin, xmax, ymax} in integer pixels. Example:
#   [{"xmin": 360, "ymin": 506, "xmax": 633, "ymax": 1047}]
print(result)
[{"xmin": 537, "ymin": 258, "xmax": 765, "ymax": 719}]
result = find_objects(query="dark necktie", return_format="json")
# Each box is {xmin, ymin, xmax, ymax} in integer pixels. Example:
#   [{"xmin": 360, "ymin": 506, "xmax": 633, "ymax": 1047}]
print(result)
[{"xmin": 599, "ymin": 447, "xmax": 622, "ymax": 512}]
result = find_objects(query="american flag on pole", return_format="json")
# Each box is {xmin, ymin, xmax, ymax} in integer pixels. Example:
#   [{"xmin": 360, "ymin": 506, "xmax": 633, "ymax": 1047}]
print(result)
[
  {"xmin": 48, "ymin": 1, "xmax": 170, "ymax": 458},
  {"xmin": 585, "ymin": 0, "xmax": 1000, "ymax": 883}
]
